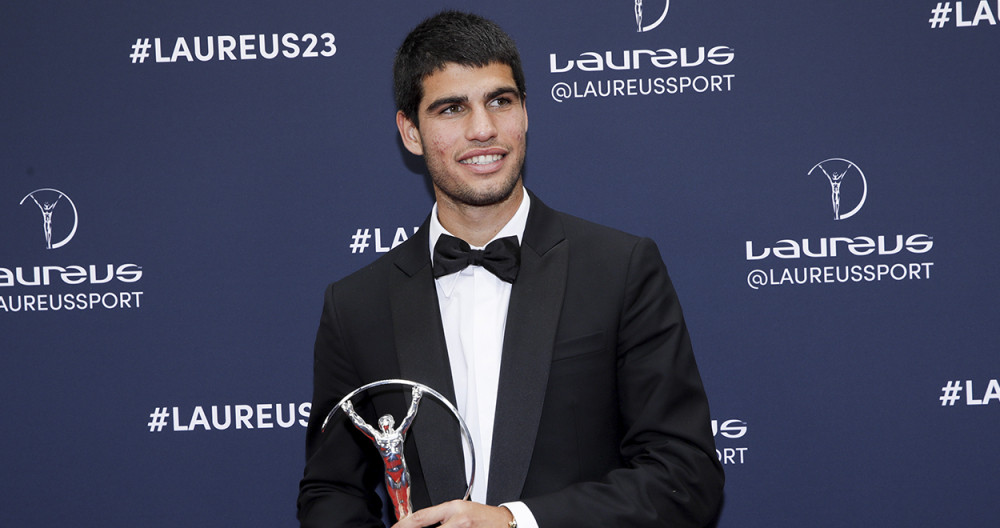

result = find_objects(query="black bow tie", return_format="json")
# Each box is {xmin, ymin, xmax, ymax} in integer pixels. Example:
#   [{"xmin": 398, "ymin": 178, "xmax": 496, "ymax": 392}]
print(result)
[{"xmin": 432, "ymin": 234, "xmax": 521, "ymax": 283}]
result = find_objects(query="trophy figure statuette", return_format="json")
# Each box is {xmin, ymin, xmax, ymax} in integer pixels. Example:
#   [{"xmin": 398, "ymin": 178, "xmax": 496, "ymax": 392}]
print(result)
[{"xmin": 322, "ymin": 379, "xmax": 475, "ymax": 522}]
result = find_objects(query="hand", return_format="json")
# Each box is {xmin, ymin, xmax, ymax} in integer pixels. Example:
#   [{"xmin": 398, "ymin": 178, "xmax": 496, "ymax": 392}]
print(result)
[
  {"xmin": 391, "ymin": 500, "xmax": 513, "ymax": 528},
  {"xmin": 341, "ymin": 400, "xmax": 354, "ymax": 413}
]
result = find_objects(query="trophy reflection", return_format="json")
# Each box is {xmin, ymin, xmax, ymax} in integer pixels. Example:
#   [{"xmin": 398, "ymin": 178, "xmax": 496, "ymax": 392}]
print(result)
[{"xmin": 341, "ymin": 386, "xmax": 423, "ymax": 521}]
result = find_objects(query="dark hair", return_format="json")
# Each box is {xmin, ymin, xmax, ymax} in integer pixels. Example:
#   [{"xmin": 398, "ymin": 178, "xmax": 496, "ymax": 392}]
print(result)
[{"xmin": 393, "ymin": 11, "xmax": 526, "ymax": 125}]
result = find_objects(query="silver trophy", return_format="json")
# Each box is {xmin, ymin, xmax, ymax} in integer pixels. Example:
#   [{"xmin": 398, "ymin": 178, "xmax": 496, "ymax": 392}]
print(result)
[{"xmin": 322, "ymin": 379, "xmax": 475, "ymax": 522}]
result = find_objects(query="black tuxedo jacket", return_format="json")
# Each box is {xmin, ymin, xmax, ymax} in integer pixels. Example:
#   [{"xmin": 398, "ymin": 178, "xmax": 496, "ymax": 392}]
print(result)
[{"xmin": 298, "ymin": 193, "xmax": 724, "ymax": 527}]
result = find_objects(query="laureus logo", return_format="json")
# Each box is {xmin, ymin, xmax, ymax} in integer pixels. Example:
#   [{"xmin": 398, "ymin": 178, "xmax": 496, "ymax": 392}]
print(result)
[
  {"xmin": 634, "ymin": 0, "xmax": 670, "ymax": 32},
  {"xmin": 20, "ymin": 188, "xmax": 78, "ymax": 249},
  {"xmin": 808, "ymin": 159, "xmax": 867, "ymax": 220}
]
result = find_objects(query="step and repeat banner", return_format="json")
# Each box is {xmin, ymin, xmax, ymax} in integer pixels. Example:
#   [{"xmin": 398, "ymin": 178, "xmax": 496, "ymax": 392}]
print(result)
[{"xmin": 3, "ymin": 1, "xmax": 998, "ymax": 526}]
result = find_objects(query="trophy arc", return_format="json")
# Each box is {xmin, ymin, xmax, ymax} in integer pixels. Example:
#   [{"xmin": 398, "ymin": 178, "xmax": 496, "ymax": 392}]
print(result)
[{"xmin": 321, "ymin": 378, "xmax": 476, "ymax": 502}]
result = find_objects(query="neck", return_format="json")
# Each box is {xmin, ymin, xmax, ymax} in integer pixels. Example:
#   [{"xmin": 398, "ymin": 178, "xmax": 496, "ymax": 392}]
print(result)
[{"xmin": 436, "ymin": 184, "xmax": 524, "ymax": 247}]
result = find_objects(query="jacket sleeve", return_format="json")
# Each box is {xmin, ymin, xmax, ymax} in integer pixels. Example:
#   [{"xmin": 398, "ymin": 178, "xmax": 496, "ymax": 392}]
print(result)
[{"xmin": 297, "ymin": 283, "xmax": 386, "ymax": 528}]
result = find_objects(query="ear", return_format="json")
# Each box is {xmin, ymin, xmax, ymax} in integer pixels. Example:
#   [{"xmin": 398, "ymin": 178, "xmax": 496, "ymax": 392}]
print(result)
[
  {"xmin": 396, "ymin": 110, "xmax": 424, "ymax": 156},
  {"xmin": 522, "ymin": 96, "xmax": 528, "ymax": 133}
]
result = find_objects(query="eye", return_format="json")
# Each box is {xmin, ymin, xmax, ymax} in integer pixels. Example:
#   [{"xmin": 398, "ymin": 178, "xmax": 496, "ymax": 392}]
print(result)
[
  {"xmin": 441, "ymin": 104, "xmax": 463, "ymax": 115},
  {"xmin": 489, "ymin": 96, "xmax": 512, "ymax": 108}
]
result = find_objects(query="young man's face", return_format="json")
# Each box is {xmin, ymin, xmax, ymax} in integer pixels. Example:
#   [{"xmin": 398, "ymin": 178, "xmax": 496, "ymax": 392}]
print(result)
[{"xmin": 397, "ymin": 62, "xmax": 528, "ymax": 210}]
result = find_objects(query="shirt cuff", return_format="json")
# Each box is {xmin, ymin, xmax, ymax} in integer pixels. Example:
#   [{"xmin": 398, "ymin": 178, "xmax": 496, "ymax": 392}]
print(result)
[{"xmin": 500, "ymin": 501, "xmax": 539, "ymax": 528}]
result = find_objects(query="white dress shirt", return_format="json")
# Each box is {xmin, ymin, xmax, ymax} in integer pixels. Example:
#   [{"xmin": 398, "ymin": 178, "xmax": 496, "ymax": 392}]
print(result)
[{"xmin": 428, "ymin": 191, "xmax": 538, "ymax": 528}]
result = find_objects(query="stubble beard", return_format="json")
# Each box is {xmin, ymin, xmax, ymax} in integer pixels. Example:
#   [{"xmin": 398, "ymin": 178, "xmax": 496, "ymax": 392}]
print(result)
[{"xmin": 429, "ymin": 149, "xmax": 525, "ymax": 208}]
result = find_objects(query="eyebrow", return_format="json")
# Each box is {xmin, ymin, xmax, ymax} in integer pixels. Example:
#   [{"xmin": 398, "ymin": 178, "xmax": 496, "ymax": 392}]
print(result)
[
  {"xmin": 487, "ymin": 86, "xmax": 520, "ymax": 100},
  {"xmin": 425, "ymin": 95, "xmax": 469, "ymax": 113},
  {"xmin": 424, "ymin": 85, "xmax": 521, "ymax": 113}
]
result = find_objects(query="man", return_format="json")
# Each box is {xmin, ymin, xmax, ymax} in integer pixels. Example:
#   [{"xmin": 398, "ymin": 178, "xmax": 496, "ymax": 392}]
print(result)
[{"xmin": 298, "ymin": 11, "xmax": 724, "ymax": 528}]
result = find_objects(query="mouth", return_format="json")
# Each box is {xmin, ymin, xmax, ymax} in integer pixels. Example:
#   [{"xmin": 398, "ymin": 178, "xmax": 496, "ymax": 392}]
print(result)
[{"xmin": 459, "ymin": 153, "xmax": 505, "ymax": 165}]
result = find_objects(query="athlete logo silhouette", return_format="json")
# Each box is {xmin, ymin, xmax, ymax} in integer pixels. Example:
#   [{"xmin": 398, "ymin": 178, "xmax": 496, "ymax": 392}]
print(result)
[
  {"xmin": 341, "ymin": 386, "xmax": 423, "ymax": 520},
  {"xmin": 29, "ymin": 193, "xmax": 63, "ymax": 249},
  {"xmin": 808, "ymin": 158, "xmax": 867, "ymax": 221},
  {"xmin": 20, "ymin": 189, "xmax": 78, "ymax": 249},
  {"xmin": 817, "ymin": 160, "xmax": 855, "ymax": 220}
]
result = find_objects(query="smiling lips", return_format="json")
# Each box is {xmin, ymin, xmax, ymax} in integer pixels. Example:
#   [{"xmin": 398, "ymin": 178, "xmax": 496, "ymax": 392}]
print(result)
[{"xmin": 460, "ymin": 153, "xmax": 505, "ymax": 165}]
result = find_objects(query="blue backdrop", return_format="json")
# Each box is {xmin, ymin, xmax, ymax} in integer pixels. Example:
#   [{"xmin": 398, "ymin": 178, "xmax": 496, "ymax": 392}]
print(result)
[{"xmin": 3, "ymin": 1, "xmax": 998, "ymax": 525}]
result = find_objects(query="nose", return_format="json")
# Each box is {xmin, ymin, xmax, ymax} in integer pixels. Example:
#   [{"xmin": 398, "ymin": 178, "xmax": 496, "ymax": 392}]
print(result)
[{"xmin": 465, "ymin": 106, "xmax": 498, "ymax": 142}]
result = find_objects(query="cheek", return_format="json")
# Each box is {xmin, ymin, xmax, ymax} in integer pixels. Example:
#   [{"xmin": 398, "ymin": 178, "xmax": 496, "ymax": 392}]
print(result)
[
  {"xmin": 503, "ymin": 118, "xmax": 527, "ymax": 143},
  {"xmin": 426, "ymin": 133, "xmax": 453, "ymax": 157},
  {"xmin": 431, "ymin": 138, "xmax": 448, "ymax": 154}
]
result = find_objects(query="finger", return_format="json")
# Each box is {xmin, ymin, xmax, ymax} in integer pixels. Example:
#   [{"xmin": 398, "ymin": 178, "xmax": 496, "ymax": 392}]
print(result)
[{"xmin": 391, "ymin": 501, "xmax": 455, "ymax": 528}]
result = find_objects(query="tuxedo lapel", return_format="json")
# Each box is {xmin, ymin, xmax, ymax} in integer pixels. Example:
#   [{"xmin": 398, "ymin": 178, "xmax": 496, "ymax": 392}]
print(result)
[
  {"xmin": 487, "ymin": 194, "xmax": 568, "ymax": 504},
  {"xmin": 390, "ymin": 221, "xmax": 467, "ymax": 506}
]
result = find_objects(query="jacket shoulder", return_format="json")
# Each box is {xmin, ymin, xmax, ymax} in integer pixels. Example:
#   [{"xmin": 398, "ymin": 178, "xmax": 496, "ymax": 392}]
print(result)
[{"xmin": 553, "ymin": 209, "xmax": 648, "ymax": 253}]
